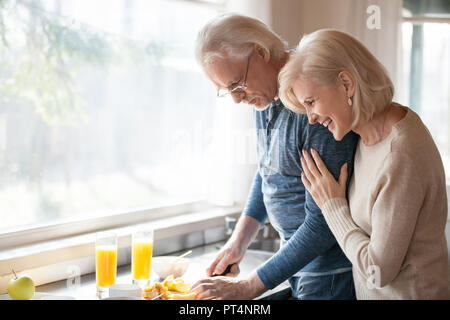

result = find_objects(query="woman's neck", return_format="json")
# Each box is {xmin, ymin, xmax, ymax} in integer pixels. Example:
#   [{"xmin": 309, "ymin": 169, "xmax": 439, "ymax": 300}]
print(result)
[
  {"xmin": 354, "ymin": 105, "xmax": 392, "ymax": 146},
  {"xmin": 354, "ymin": 103, "xmax": 407, "ymax": 146}
]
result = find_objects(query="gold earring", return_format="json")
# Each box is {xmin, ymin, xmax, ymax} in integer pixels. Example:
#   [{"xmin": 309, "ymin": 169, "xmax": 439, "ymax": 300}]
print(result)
[{"xmin": 348, "ymin": 97, "xmax": 353, "ymax": 106}]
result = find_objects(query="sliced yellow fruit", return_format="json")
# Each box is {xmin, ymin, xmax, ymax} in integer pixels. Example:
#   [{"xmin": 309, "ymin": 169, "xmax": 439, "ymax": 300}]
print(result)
[
  {"xmin": 168, "ymin": 292, "xmax": 197, "ymax": 300},
  {"xmin": 162, "ymin": 276, "xmax": 191, "ymax": 293},
  {"xmin": 143, "ymin": 276, "xmax": 193, "ymax": 300},
  {"xmin": 170, "ymin": 281, "xmax": 191, "ymax": 293}
]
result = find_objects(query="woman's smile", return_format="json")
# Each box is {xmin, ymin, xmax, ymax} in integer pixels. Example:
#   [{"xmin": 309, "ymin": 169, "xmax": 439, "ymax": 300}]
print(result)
[{"xmin": 322, "ymin": 118, "xmax": 332, "ymax": 128}]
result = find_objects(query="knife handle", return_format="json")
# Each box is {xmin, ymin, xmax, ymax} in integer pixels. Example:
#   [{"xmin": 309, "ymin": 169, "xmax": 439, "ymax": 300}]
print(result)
[{"xmin": 212, "ymin": 263, "xmax": 235, "ymax": 277}]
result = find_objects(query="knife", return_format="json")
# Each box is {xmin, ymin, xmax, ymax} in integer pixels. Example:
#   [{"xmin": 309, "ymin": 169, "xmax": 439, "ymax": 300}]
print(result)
[{"xmin": 212, "ymin": 263, "xmax": 236, "ymax": 277}]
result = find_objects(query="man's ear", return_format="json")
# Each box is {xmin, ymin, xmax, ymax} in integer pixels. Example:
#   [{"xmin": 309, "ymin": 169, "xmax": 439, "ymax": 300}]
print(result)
[
  {"xmin": 254, "ymin": 43, "xmax": 270, "ymax": 63},
  {"xmin": 338, "ymin": 70, "xmax": 355, "ymax": 97}
]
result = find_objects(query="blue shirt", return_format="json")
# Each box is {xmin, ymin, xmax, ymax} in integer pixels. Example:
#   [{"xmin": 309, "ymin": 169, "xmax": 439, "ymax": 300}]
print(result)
[{"xmin": 243, "ymin": 99, "xmax": 359, "ymax": 289}]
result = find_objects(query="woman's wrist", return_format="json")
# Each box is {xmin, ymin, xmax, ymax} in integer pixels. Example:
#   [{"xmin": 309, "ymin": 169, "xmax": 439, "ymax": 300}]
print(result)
[{"xmin": 322, "ymin": 197, "xmax": 349, "ymax": 215}]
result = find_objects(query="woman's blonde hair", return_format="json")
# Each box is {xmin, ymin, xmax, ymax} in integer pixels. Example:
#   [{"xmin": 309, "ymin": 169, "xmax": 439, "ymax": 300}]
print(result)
[
  {"xmin": 279, "ymin": 29, "xmax": 394, "ymax": 127},
  {"xmin": 195, "ymin": 13, "xmax": 288, "ymax": 65}
]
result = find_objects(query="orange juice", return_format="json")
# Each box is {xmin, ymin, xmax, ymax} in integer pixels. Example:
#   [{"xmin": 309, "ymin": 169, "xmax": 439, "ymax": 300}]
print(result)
[
  {"xmin": 95, "ymin": 245, "xmax": 117, "ymax": 288},
  {"xmin": 132, "ymin": 241, "xmax": 153, "ymax": 280}
]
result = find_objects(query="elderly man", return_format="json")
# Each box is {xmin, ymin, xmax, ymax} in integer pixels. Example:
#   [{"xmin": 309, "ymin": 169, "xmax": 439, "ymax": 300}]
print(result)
[{"xmin": 190, "ymin": 13, "xmax": 359, "ymax": 300}]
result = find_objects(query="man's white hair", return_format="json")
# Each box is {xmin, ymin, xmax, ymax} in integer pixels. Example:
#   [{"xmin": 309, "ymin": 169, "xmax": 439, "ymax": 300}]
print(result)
[{"xmin": 195, "ymin": 13, "xmax": 288, "ymax": 65}]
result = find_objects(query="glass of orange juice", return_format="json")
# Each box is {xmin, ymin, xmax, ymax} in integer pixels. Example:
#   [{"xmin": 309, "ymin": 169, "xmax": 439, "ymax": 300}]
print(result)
[
  {"xmin": 95, "ymin": 232, "xmax": 118, "ymax": 297},
  {"xmin": 131, "ymin": 228, "xmax": 154, "ymax": 287}
]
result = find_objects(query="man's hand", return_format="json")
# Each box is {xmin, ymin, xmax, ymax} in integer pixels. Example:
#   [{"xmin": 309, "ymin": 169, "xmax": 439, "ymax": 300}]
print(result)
[
  {"xmin": 206, "ymin": 215, "xmax": 261, "ymax": 277},
  {"xmin": 190, "ymin": 271, "xmax": 267, "ymax": 300},
  {"xmin": 206, "ymin": 240, "xmax": 243, "ymax": 277}
]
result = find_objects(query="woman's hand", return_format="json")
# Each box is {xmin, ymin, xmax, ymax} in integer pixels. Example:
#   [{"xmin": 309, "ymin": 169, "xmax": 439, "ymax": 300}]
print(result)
[{"xmin": 300, "ymin": 148, "xmax": 348, "ymax": 209}]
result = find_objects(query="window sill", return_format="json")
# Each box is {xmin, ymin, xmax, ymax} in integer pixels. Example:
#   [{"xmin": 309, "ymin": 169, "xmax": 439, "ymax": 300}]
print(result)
[{"xmin": 0, "ymin": 204, "xmax": 243, "ymax": 294}]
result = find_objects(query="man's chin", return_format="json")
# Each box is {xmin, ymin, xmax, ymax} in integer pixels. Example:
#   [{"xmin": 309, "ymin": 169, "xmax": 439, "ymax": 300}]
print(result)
[
  {"xmin": 253, "ymin": 103, "xmax": 270, "ymax": 111},
  {"xmin": 247, "ymin": 98, "xmax": 270, "ymax": 111}
]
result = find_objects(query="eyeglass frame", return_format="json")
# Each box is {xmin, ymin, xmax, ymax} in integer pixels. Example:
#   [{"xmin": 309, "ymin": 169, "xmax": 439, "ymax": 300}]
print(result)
[{"xmin": 217, "ymin": 54, "xmax": 252, "ymax": 98}]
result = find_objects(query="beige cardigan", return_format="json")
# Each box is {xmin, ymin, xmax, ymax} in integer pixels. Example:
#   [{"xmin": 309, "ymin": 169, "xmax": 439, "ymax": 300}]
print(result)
[{"xmin": 322, "ymin": 107, "xmax": 449, "ymax": 299}]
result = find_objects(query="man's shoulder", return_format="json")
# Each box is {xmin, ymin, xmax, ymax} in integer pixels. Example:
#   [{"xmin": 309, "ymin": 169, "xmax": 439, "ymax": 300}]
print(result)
[
  {"xmin": 302, "ymin": 121, "xmax": 360, "ymax": 150},
  {"xmin": 277, "ymin": 100, "xmax": 308, "ymax": 124}
]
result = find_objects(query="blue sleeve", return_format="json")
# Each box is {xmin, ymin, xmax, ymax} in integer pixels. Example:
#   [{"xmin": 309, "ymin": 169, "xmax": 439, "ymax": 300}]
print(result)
[
  {"xmin": 256, "ymin": 120, "xmax": 359, "ymax": 289},
  {"xmin": 243, "ymin": 169, "xmax": 268, "ymax": 226}
]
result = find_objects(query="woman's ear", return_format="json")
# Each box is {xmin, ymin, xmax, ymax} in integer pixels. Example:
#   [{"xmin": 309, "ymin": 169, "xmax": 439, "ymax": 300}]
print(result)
[
  {"xmin": 338, "ymin": 71, "xmax": 355, "ymax": 97},
  {"xmin": 254, "ymin": 43, "xmax": 271, "ymax": 63}
]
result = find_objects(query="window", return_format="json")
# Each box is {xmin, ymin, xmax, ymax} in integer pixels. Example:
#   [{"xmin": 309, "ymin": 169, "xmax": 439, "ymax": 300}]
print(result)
[
  {"xmin": 0, "ymin": 0, "xmax": 224, "ymax": 233},
  {"xmin": 401, "ymin": 0, "xmax": 450, "ymax": 179}
]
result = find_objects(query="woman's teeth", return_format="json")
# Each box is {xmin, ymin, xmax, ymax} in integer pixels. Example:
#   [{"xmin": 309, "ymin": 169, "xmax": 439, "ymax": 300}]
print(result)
[{"xmin": 323, "ymin": 118, "xmax": 332, "ymax": 127}]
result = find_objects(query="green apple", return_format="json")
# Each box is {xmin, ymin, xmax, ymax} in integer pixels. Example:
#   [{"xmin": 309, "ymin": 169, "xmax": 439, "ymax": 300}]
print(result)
[{"xmin": 8, "ymin": 270, "xmax": 35, "ymax": 300}]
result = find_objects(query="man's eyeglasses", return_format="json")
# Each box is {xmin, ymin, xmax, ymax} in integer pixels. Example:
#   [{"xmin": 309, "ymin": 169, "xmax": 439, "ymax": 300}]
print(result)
[{"xmin": 217, "ymin": 55, "xmax": 251, "ymax": 98}]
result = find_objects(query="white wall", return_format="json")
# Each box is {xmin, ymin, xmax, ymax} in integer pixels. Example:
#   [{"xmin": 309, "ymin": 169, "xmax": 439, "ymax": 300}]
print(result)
[
  {"xmin": 226, "ymin": 0, "xmax": 272, "ymax": 24},
  {"xmin": 267, "ymin": 0, "xmax": 402, "ymax": 100}
]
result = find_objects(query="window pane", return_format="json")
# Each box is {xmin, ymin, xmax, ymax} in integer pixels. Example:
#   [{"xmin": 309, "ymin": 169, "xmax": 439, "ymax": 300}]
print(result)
[
  {"xmin": 403, "ymin": 0, "xmax": 450, "ymax": 16},
  {"xmin": 0, "ymin": 0, "xmax": 220, "ymax": 232},
  {"xmin": 401, "ymin": 22, "xmax": 450, "ymax": 178}
]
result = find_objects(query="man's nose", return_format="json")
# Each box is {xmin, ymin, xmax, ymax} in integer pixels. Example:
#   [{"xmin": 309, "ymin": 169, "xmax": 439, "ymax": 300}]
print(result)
[
  {"xmin": 231, "ymin": 92, "xmax": 245, "ymax": 104},
  {"xmin": 231, "ymin": 94, "xmax": 242, "ymax": 104}
]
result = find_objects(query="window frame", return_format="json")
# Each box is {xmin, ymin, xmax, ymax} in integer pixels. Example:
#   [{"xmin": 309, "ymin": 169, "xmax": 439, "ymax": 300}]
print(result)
[{"xmin": 403, "ymin": 16, "xmax": 450, "ymax": 23}]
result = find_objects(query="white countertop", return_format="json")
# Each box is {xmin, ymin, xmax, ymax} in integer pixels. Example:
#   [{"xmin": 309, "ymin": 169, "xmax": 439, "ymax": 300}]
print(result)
[{"xmin": 29, "ymin": 241, "xmax": 289, "ymax": 300}]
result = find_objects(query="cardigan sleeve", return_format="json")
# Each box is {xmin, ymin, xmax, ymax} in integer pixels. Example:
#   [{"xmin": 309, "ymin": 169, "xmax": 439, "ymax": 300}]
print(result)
[{"xmin": 321, "ymin": 151, "xmax": 424, "ymax": 288}]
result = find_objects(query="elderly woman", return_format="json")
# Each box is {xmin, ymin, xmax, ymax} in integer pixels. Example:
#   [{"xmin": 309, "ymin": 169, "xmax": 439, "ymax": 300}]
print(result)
[{"xmin": 278, "ymin": 29, "xmax": 449, "ymax": 299}]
